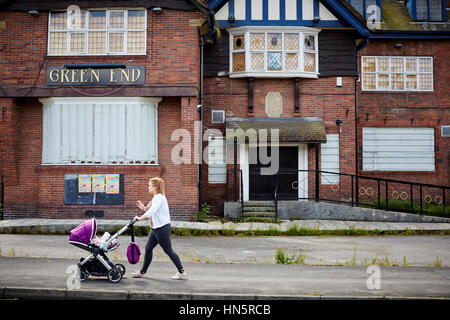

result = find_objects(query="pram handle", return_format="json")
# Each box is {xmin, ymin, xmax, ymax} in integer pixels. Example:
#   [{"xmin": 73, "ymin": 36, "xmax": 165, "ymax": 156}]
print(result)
[{"xmin": 102, "ymin": 218, "xmax": 138, "ymax": 250}]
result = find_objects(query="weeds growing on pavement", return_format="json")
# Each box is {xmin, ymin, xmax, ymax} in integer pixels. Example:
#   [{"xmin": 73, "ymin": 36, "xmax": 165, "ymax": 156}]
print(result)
[
  {"xmin": 274, "ymin": 248, "xmax": 306, "ymax": 265},
  {"xmin": 432, "ymin": 256, "xmax": 442, "ymax": 267},
  {"xmin": 344, "ymin": 248, "xmax": 357, "ymax": 266}
]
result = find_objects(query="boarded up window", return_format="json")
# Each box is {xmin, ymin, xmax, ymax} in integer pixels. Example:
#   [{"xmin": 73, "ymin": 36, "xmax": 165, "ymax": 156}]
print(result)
[
  {"xmin": 321, "ymin": 134, "xmax": 339, "ymax": 184},
  {"xmin": 362, "ymin": 128, "xmax": 435, "ymax": 171},
  {"xmin": 208, "ymin": 136, "xmax": 227, "ymax": 184},
  {"xmin": 41, "ymin": 97, "xmax": 159, "ymax": 165}
]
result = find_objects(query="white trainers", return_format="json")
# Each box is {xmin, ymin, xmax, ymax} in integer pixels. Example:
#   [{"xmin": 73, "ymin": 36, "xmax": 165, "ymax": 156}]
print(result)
[
  {"xmin": 171, "ymin": 271, "xmax": 187, "ymax": 280},
  {"xmin": 131, "ymin": 270, "xmax": 145, "ymax": 278}
]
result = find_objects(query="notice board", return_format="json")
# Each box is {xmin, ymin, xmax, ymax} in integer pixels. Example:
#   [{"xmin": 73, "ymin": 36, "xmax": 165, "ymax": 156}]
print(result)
[{"xmin": 64, "ymin": 174, "xmax": 124, "ymax": 205}]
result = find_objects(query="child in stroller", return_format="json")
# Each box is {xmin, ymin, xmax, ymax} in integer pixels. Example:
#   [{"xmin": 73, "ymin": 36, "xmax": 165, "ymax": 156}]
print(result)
[{"xmin": 68, "ymin": 218, "xmax": 137, "ymax": 283}]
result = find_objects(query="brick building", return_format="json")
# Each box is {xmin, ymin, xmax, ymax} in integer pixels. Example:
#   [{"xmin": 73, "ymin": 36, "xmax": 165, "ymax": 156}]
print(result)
[
  {"xmin": 0, "ymin": 0, "xmax": 211, "ymax": 219},
  {"xmin": 201, "ymin": 0, "xmax": 449, "ymax": 216},
  {"xmin": 0, "ymin": 0, "xmax": 448, "ymax": 220}
]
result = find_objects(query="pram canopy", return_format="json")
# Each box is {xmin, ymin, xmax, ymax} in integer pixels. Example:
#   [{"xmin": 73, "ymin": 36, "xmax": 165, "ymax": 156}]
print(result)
[{"xmin": 69, "ymin": 218, "xmax": 97, "ymax": 245}]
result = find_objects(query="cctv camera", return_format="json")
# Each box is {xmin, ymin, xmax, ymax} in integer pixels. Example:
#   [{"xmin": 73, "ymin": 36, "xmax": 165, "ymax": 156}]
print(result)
[{"xmin": 197, "ymin": 104, "xmax": 202, "ymax": 111}]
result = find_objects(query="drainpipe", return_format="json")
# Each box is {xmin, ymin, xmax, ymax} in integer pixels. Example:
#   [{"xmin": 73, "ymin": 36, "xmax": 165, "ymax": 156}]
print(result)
[
  {"xmin": 198, "ymin": 11, "xmax": 217, "ymax": 216},
  {"xmin": 355, "ymin": 38, "xmax": 369, "ymax": 206},
  {"xmin": 1, "ymin": 175, "xmax": 3, "ymax": 220}
]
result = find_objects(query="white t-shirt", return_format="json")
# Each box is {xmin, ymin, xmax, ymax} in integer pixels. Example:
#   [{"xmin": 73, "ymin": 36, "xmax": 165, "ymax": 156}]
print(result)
[{"xmin": 143, "ymin": 193, "xmax": 171, "ymax": 229}]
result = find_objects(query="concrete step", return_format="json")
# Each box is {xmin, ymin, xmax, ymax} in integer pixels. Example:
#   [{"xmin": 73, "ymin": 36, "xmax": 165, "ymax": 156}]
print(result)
[
  {"xmin": 243, "ymin": 211, "xmax": 276, "ymax": 217},
  {"xmin": 243, "ymin": 207, "xmax": 276, "ymax": 213},
  {"xmin": 243, "ymin": 201, "xmax": 275, "ymax": 208}
]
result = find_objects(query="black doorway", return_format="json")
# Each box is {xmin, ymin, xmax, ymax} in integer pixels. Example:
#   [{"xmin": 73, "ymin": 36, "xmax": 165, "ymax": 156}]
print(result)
[{"xmin": 249, "ymin": 146, "xmax": 298, "ymax": 201}]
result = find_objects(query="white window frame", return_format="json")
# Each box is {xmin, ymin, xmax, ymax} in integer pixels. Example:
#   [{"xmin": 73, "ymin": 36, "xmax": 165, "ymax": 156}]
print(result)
[
  {"xmin": 441, "ymin": 125, "xmax": 450, "ymax": 137},
  {"xmin": 211, "ymin": 110, "xmax": 225, "ymax": 124},
  {"xmin": 228, "ymin": 26, "xmax": 320, "ymax": 78},
  {"xmin": 361, "ymin": 56, "xmax": 434, "ymax": 92},
  {"xmin": 48, "ymin": 8, "xmax": 147, "ymax": 56},
  {"xmin": 207, "ymin": 136, "xmax": 227, "ymax": 184}
]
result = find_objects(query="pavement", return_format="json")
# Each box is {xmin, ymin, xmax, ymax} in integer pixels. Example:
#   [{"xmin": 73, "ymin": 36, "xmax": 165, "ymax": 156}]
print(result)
[
  {"xmin": 1, "ymin": 217, "xmax": 450, "ymax": 234},
  {"xmin": 0, "ymin": 218, "xmax": 449, "ymax": 301}
]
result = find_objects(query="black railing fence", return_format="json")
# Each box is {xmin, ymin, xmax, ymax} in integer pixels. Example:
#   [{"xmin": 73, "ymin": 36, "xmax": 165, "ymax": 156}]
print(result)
[
  {"xmin": 227, "ymin": 169, "xmax": 449, "ymax": 218},
  {"xmin": 226, "ymin": 169, "xmax": 244, "ymax": 220}
]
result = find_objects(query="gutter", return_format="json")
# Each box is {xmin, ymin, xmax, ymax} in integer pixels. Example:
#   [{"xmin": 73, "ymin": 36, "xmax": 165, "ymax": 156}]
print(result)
[
  {"xmin": 354, "ymin": 37, "xmax": 369, "ymax": 207},
  {"xmin": 369, "ymin": 30, "xmax": 450, "ymax": 39},
  {"xmin": 198, "ymin": 9, "xmax": 217, "ymax": 216}
]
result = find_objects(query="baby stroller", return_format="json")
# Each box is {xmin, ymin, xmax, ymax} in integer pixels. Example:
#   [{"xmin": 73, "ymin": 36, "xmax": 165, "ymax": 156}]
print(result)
[{"xmin": 69, "ymin": 218, "xmax": 137, "ymax": 283}]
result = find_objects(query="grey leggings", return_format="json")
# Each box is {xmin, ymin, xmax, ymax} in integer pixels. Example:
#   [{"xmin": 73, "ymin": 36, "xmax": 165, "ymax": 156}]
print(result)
[{"xmin": 140, "ymin": 224, "xmax": 184, "ymax": 274}]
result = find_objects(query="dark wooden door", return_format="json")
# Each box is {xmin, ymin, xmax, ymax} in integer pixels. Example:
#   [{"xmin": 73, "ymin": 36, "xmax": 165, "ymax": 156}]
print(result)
[{"xmin": 249, "ymin": 146, "xmax": 298, "ymax": 200}]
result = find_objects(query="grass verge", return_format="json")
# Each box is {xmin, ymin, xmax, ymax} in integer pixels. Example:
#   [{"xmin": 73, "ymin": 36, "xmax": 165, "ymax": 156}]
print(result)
[{"xmin": 0, "ymin": 225, "xmax": 449, "ymax": 237}]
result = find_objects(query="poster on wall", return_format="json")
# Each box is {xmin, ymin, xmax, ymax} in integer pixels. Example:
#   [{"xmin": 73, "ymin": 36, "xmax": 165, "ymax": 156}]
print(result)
[
  {"xmin": 92, "ymin": 175, "xmax": 106, "ymax": 193},
  {"xmin": 78, "ymin": 175, "xmax": 91, "ymax": 193},
  {"xmin": 106, "ymin": 174, "xmax": 120, "ymax": 194}
]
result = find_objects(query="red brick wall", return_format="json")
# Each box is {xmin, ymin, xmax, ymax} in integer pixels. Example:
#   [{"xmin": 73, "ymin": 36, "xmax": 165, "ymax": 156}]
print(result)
[
  {"xmin": 358, "ymin": 39, "xmax": 450, "ymax": 187},
  {"xmin": 202, "ymin": 76, "xmax": 357, "ymax": 214},
  {"xmin": 0, "ymin": 9, "xmax": 203, "ymax": 219},
  {"xmin": 1, "ymin": 97, "xmax": 199, "ymax": 219},
  {"xmin": 0, "ymin": 10, "xmax": 202, "ymax": 87}
]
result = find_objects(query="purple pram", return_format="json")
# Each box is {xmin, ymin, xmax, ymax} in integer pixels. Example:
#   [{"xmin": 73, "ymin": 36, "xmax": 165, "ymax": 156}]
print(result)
[{"xmin": 69, "ymin": 218, "xmax": 137, "ymax": 283}]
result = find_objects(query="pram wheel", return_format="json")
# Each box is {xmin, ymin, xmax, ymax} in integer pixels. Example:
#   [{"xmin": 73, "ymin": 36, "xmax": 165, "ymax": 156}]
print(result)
[
  {"xmin": 77, "ymin": 268, "xmax": 88, "ymax": 282},
  {"xmin": 115, "ymin": 263, "xmax": 126, "ymax": 276},
  {"xmin": 107, "ymin": 267, "xmax": 122, "ymax": 283}
]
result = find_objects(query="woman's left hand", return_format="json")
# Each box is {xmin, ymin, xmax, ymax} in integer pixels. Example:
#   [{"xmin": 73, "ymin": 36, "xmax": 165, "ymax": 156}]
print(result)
[{"xmin": 136, "ymin": 200, "xmax": 146, "ymax": 211}]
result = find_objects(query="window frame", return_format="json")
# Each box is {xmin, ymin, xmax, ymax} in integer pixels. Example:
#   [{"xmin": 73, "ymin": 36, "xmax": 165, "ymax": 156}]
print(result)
[
  {"xmin": 207, "ymin": 136, "xmax": 227, "ymax": 184},
  {"xmin": 412, "ymin": 0, "xmax": 445, "ymax": 22},
  {"xmin": 228, "ymin": 26, "xmax": 320, "ymax": 78},
  {"xmin": 47, "ymin": 8, "xmax": 147, "ymax": 56},
  {"xmin": 39, "ymin": 97, "xmax": 161, "ymax": 166},
  {"xmin": 362, "ymin": 127, "xmax": 435, "ymax": 172},
  {"xmin": 361, "ymin": 56, "xmax": 434, "ymax": 92},
  {"xmin": 321, "ymin": 134, "xmax": 340, "ymax": 185}
]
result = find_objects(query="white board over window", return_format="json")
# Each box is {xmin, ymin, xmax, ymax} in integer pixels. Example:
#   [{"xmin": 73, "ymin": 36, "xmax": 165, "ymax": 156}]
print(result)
[
  {"xmin": 40, "ymin": 97, "xmax": 160, "ymax": 165},
  {"xmin": 362, "ymin": 127, "xmax": 435, "ymax": 171},
  {"xmin": 321, "ymin": 134, "xmax": 339, "ymax": 184}
]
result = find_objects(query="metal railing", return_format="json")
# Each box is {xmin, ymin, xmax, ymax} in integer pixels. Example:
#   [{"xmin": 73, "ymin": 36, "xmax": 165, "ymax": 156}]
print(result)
[
  {"xmin": 274, "ymin": 181, "xmax": 278, "ymax": 220},
  {"xmin": 226, "ymin": 169, "xmax": 449, "ymax": 218},
  {"xmin": 226, "ymin": 169, "xmax": 244, "ymax": 220},
  {"xmin": 296, "ymin": 170, "xmax": 449, "ymax": 217}
]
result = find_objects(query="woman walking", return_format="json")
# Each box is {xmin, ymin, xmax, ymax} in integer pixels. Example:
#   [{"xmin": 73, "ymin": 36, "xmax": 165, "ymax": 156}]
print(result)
[{"xmin": 131, "ymin": 177, "xmax": 187, "ymax": 280}]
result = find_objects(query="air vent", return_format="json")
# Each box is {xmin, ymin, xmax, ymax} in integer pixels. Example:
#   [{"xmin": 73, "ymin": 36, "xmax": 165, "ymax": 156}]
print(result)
[
  {"xmin": 212, "ymin": 110, "xmax": 225, "ymax": 124},
  {"xmin": 442, "ymin": 126, "xmax": 450, "ymax": 137}
]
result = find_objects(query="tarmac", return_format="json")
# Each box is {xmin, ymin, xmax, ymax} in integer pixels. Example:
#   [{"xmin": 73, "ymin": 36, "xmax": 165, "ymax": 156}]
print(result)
[{"xmin": 0, "ymin": 218, "xmax": 449, "ymax": 302}]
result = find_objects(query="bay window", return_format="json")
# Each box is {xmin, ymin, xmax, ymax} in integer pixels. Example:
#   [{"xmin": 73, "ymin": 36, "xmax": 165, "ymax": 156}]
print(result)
[{"xmin": 229, "ymin": 27, "xmax": 320, "ymax": 78}]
